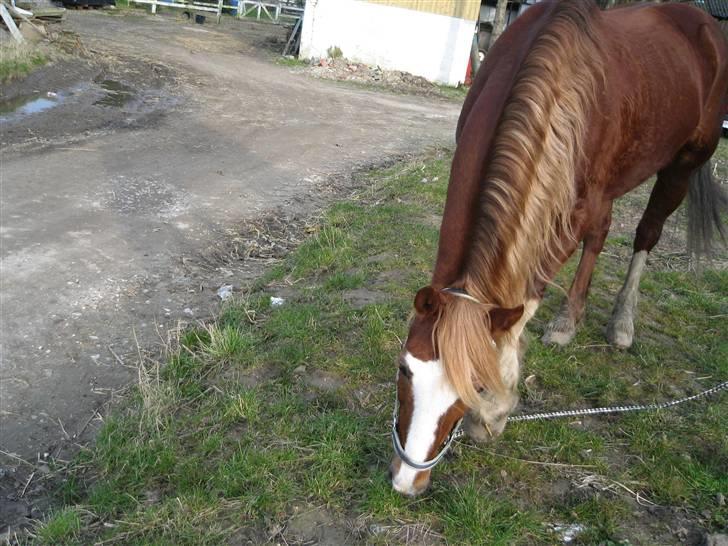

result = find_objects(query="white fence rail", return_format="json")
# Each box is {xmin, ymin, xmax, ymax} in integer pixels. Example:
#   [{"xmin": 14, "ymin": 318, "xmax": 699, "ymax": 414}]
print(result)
[
  {"xmin": 239, "ymin": 1, "xmax": 303, "ymax": 21},
  {"xmin": 129, "ymin": 0, "xmax": 303, "ymax": 24}
]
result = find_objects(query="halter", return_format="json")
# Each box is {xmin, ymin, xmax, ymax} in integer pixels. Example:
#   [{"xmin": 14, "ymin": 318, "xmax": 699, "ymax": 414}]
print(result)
[
  {"xmin": 440, "ymin": 286, "xmax": 483, "ymax": 304},
  {"xmin": 391, "ymin": 395, "xmax": 463, "ymax": 471},
  {"xmin": 390, "ymin": 286, "xmax": 477, "ymax": 472}
]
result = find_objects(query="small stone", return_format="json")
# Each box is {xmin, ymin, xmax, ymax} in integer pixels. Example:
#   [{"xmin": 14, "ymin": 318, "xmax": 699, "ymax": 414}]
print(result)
[
  {"xmin": 420, "ymin": 177, "xmax": 429, "ymax": 183},
  {"xmin": 716, "ymin": 493, "xmax": 725, "ymax": 506},
  {"xmin": 706, "ymin": 534, "xmax": 728, "ymax": 546},
  {"xmin": 144, "ymin": 489, "xmax": 161, "ymax": 505},
  {"xmin": 293, "ymin": 365, "xmax": 306, "ymax": 374}
]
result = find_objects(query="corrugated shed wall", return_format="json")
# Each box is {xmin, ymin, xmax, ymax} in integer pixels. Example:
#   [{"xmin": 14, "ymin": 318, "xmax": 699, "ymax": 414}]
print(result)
[{"xmin": 364, "ymin": 0, "xmax": 480, "ymax": 21}]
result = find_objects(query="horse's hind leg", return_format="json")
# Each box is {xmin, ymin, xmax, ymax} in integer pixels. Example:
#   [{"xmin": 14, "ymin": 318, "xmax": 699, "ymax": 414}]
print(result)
[
  {"xmin": 607, "ymin": 163, "xmax": 694, "ymax": 348},
  {"xmin": 543, "ymin": 202, "xmax": 613, "ymax": 346}
]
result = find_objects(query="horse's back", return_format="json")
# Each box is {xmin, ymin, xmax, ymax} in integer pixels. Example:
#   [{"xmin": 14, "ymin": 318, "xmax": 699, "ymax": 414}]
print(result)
[
  {"xmin": 602, "ymin": 3, "xmax": 728, "ymax": 120},
  {"xmin": 584, "ymin": 3, "xmax": 728, "ymax": 194}
]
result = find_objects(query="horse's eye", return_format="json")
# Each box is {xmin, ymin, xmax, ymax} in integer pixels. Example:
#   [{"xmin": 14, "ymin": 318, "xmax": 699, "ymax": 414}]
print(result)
[{"xmin": 398, "ymin": 364, "xmax": 412, "ymax": 380}]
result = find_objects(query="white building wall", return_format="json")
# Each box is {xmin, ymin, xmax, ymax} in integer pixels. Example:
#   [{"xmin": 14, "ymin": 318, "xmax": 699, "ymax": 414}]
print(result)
[{"xmin": 300, "ymin": 0, "xmax": 475, "ymax": 86}]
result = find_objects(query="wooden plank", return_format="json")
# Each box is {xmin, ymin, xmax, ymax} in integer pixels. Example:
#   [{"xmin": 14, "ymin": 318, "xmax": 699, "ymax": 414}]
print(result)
[
  {"xmin": 0, "ymin": 4, "xmax": 24, "ymax": 43},
  {"xmin": 23, "ymin": 7, "xmax": 66, "ymax": 19},
  {"xmin": 282, "ymin": 14, "xmax": 301, "ymax": 56}
]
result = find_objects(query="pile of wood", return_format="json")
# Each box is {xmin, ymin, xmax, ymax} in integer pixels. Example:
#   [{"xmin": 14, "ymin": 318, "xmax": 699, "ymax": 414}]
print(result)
[{"xmin": 1, "ymin": 0, "xmax": 65, "ymax": 43}]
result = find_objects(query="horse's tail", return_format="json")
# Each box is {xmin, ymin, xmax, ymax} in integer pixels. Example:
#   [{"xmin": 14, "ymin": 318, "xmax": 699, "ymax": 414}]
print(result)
[{"xmin": 687, "ymin": 160, "xmax": 728, "ymax": 261}]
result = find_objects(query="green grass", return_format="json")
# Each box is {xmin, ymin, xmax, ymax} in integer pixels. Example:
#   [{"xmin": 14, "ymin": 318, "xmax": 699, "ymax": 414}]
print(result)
[
  {"xmin": 434, "ymin": 82, "xmax": 470, "ymax": 101},
  {"xmin": 30, "ymin": 145, "xmax": 727, "ymax": 545},
  {"xmin": 0, "ymin": 44, "xmax": 48, "ymax": 82},
  {"xmin": 276, "ymin": 56, "xmax": 309, "ymax": 68},
  {"xmin": 34, "ymin": 508, "xmax": 82, "ymax": 545}
]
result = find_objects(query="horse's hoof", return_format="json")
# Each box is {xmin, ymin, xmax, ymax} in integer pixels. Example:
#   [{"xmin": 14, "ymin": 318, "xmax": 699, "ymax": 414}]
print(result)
[
  {"xmin": 542, "ymin": 327, "xmax": 575, "ymax": 346},
  {"xmin": 606, "ymin": 319, "xmax": 633, "ymax": 349},
  {"xmin": 542, "ymin": 314, "xmax": 576, "ymax": 346}
]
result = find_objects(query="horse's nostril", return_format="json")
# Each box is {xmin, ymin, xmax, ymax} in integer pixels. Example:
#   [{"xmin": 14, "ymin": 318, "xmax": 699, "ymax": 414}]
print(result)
[{"xmin": 388, "ymin": 467, "xmax": 393, "ymax": 481}]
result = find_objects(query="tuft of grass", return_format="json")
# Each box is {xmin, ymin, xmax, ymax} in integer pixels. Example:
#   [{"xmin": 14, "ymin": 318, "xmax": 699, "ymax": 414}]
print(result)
[
  {"xmin": 31, "ymin": 144, "xmax": 728, "ymax": 544},
  {"xmin": 276, "ymin": 56, "xmax": 308, "ymax": 68},
  {"xmin": 326, "ymin": 45, "xmax": 343, "ymax": 59},
  {"xmin": 0, "ymin": 43, "xmax": 49, "ymax": 82},
  {"xmin": 435, "ymin": 82, "xmax": 469, "ymax": 101},
  {"xmin": 35, "ymin": 507, "xmax": 82, "ymax": 545}
]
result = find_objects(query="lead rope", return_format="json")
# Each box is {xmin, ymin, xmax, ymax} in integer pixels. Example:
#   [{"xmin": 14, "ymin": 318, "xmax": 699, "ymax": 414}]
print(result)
[{"xmin": 452, "ymin": 380, "xmax": 728, "ymax": 439}]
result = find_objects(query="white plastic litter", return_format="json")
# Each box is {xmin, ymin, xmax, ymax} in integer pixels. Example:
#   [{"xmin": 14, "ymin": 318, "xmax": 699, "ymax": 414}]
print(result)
[
  {"xmin": 551, "ymin": 523, "xmax": 585, "ymax": 544},
  {"xmin": 217, "ymin": 285, "xmax": 233, "ymax": 301},
  {"xmin": 270, "ymin": 296, "xmax": 285, "ymax": 307}
]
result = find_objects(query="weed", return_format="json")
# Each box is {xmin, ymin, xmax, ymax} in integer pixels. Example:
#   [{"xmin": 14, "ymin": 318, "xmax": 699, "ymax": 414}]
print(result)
[{"xmin": 327, "ymin": 45, "xmax": 343, "ymax": 59}]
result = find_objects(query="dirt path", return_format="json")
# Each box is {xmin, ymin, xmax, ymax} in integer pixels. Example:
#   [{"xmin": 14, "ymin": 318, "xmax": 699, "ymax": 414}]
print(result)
[{"xmin": 0, "ymin": 9, "xmax": 459, "ymax": 472}]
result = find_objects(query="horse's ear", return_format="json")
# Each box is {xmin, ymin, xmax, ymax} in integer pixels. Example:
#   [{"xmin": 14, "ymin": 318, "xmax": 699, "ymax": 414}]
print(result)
[
  {"xmin": 414, "ymin": 286, "xmax": 441, "ymax": 317},
  {"xmin": 489, "ymin": 305, "xmax": 524, "ymax": 333}
]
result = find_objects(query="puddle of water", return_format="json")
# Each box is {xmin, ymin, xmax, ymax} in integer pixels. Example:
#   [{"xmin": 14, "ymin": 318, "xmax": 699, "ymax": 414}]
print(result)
[
  {"xmin": 0, "ymin": 92, "xmax": 63, "ymax": 118},
  {"xmin": 94, "ymin": 79, "xmax": 135, "ymax": 107}
]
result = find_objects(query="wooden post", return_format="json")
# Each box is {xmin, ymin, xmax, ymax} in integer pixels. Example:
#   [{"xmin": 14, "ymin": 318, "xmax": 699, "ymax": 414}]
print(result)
[
  {"xmin": 470, "ymin": 27, "xmax": 481, "ymax": 75},
  {"xmin": 489, "ymin": 0, "xmax": 508, "ymax": 48},
  {"xmin": 151, "ymin": 0, "xmax": 157, "ymax": 14},
  {"xmin": 216, "ymin": 0, "xmax": 222, "ymax": 23}
]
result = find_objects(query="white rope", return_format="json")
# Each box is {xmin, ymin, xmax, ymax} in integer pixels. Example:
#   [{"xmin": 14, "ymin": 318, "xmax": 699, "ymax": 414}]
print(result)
[{"xmin": 452, "ymin": 380, "xmax": 728, "ymax": 439}]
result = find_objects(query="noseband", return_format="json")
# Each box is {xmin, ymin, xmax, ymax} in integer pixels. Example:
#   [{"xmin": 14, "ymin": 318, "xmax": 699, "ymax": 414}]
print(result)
[
  {"xmin": 391, "ymin": 395, "xmax": 463, "ymax": 471},
  {"xmin": 390, "ymin": 287, "xmax": 479, "ymax": 472}
]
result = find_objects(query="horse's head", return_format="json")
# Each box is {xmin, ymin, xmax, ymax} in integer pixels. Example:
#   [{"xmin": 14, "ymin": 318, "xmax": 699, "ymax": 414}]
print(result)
[{"xmin": 390, "ymin": 285, "xmax": 527, "ymax": 496}]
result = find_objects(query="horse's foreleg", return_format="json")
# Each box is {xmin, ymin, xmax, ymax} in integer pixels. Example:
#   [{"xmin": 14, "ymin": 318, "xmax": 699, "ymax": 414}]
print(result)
[{"xmin": 543, "ymin": 203, "xmax": 612, "ymax": 346}]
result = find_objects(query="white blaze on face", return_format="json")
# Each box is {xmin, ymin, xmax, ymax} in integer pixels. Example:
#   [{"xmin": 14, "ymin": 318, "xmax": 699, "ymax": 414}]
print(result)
[{"xmin": 392, "ymin": 352, "xmax": 458, "ymax": 495}]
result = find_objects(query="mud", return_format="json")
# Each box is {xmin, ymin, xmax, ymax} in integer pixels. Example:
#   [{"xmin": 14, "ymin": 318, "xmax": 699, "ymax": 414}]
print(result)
[
  {"xmin": 342, "ymin": 287, "xmax": 388, "ymax": 307},
  {"xmin": 284, "ymin": 504, "xmax": 353, "ymax": 545},
  {"xmin": 0, "ymin": 9, "xmax": 459, "ymax": 534}
]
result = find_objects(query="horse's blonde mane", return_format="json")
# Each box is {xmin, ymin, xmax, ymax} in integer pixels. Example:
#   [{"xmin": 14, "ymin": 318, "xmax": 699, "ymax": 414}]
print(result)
[{"xmin": 437, "ymin": 1, "xmax": 604, "ymax": 408}]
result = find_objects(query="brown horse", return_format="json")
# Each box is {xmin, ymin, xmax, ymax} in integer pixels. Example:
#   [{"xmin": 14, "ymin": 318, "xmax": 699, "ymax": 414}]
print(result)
[{"xmin": 391, "ymin": 0, "xmax": 728, "ymax": 496}]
